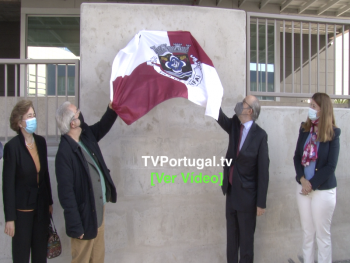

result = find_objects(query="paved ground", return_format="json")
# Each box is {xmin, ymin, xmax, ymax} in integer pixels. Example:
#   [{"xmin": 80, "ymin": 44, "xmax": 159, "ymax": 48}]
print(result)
[{"xmin": 288, "ymin": 256, "xmax": 350, "ymax": 263}]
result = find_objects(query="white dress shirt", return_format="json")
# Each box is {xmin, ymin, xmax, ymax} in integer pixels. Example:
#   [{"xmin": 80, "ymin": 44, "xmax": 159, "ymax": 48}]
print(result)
[{"xmin": 239, "ymin": 120, "xmax": 253, "ymax": 150}]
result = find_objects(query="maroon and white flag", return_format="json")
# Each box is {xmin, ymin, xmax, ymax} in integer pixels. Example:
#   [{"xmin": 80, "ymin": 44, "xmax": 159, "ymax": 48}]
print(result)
[{"xmin": 110, "ymin": 30, "xmax": 223, "ymax": 125}]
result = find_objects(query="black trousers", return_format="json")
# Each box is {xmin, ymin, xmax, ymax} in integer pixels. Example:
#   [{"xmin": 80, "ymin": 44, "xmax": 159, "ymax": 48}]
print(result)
[
  {"xmin": 226, "ymin": 186, "xmax": 257, "ymax": 263},
  {"xmin": 12, "ymin": 209, "xmax": 49, "ymax": 263}
]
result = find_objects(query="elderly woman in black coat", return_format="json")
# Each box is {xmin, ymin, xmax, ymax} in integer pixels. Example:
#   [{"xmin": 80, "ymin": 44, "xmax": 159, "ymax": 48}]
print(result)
[{"xmin": 2, "ymin": 100, "xmax": 53, "ymax": 263}]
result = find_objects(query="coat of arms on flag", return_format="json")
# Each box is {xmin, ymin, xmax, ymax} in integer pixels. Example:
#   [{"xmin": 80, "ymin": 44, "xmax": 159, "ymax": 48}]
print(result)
[
  {"xmin": 148, "ymin": 43, "xmax": 202, "ymax": 86},
  {"xmin": 110, "ymin": 30, "xmax": 223, "ymax": 125}
]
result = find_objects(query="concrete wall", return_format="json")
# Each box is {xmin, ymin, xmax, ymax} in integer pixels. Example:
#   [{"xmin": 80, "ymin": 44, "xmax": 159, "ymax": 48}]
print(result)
[{"xmin": 79, "ymin": 3, "xmax": 245, "ymax": 263}]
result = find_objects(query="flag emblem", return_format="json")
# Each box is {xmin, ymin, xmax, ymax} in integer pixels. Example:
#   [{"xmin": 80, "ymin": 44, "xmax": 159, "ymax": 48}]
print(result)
[{"xmin": 149, "ymin": 43, "xmax": 202, "ymax": 86}]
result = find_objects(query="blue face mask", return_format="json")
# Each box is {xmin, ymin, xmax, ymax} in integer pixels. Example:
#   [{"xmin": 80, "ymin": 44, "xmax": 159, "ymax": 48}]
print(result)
[
  {"xmin": 308, "ymin": 108, "xmax": 319, "ymax": 121},
  {"xmin": 24, "ymin": 117, "xmax": 37, "ymax": 134}
]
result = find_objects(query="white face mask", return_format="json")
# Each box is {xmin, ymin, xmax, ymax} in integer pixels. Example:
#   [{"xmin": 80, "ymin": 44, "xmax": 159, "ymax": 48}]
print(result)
[{"xmin": 308, "ymin": 107, "xmax": 319, "ymax": 121}]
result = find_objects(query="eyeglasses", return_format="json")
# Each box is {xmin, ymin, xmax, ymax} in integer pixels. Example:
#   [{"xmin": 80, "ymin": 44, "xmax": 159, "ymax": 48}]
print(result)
[
  {"xmin": 70, "ymin": 108, "xmax": 80, "ymax": 122},
  {"xmin": 243, "ymin": 99, "xmax": 253, "ymax": 109}
]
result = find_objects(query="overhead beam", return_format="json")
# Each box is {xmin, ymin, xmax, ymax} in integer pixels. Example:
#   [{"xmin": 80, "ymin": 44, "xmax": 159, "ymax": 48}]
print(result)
[
  {"xmin": 260, "ymin": 0, "xmax": 272, "ymax": 9},
  {"xmin": 318, "ymin": 0, "xmax": 342, "ymax": 15},
  {"xmin": 280, "ymin": 0, "xmax": 294, "ymax": 12},
  {"xmin": 298, "ymin": 0, "xmax": 318, "ymax": 14},
  {"xmin": 217, "ymin": 0, "xmax": 223, "ymax": 6},
  {"xmin": 55, "ymin": 17, "xmax": 63, "ymax": 25},
  {"xmin": 238, "ymin": 0, "xmax": 248, "ymax": 8},
  {"xmin": 48, "ymin": 30, "xmax": 65, "ymax": 44},
  {"xmin": 336, "ymin": 3, "xmax": 350, "ymax": 16},
  {"xmin": 27, "ymin": 36, "xmax": 39, "ymax": 46}
]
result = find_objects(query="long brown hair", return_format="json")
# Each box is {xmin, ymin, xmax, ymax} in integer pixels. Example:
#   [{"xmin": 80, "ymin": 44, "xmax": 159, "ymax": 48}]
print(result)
[{"xmin": 302, "ymin": 93, "xmax": 336, "ymax": 142}]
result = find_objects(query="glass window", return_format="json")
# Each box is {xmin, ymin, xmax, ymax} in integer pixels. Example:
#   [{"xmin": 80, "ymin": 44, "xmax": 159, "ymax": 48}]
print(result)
[
  {"xmin": 26, "ymin": 16, "xmax": 80, "ymax": 96},
  {"xmin": 27, "ymin": 17, "xmax": 80, "ymax": 58}
]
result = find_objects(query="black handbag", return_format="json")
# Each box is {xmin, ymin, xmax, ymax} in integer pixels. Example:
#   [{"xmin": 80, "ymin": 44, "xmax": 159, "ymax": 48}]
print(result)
[{"xmin": 47, "ymin": 215, "xmax": 62, "ymax": 259}]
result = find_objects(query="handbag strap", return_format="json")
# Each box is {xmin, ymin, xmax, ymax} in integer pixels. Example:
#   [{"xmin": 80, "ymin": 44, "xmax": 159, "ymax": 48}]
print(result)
[{"xmin": 50, "ymin": 214, "xmax": 57, "ymax": 233}]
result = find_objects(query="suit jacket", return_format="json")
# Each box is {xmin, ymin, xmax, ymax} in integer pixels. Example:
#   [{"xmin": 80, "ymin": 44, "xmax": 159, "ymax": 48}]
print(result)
[
  {"xmin": 2, "ymin": 131, "xmax": 53, "ymax": 222},
  {"xmin": 0, "ymin": 141, "xmax": 3, "ymax": 159},
  {"xmin": 293, "ymin": 123, "xmax": 340, "ymax": 190},
  {"xmin": 217, "ymin": 108, "xmax": 269, "ymax": 212},
  {"xmin": 55, "ymin": 106, "xmax": 117, "ymax": 239}
]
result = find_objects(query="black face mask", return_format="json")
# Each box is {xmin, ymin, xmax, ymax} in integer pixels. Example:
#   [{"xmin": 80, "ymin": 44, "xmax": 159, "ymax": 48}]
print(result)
[{"xmin": 78, "ymin": 112, "xmax": 85, "ymax": 127}]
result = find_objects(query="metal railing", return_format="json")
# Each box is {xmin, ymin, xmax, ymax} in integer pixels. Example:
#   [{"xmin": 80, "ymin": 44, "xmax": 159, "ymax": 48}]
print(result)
[
  {"xmin": 247, "ymin": 12, "xmax": 350, "ymax": 100},
  {"xmin": 0, "ymin": 59, "xmax": 80, "ymax": 144}
]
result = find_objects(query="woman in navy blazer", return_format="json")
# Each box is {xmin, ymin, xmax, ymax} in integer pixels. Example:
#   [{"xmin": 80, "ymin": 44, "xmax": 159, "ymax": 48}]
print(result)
[
  {"xmin": 2, "ymin": 100, "xmax": 53, "ymax": 263},
  {"xmin": 293, "ymin": 93, "xmax": 340, "ymax": 263}
]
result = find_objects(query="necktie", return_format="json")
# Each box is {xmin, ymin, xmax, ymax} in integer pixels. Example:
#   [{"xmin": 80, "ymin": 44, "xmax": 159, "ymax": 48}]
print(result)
[{"xmin": 229, "ymin": 124, "xmax": 244, "ymax": 185}]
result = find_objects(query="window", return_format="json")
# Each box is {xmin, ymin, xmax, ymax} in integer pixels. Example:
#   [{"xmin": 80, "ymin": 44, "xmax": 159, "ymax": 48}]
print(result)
[{"xmin": 26, "ymin": 16, "xmax": 80, "ymax": 96}]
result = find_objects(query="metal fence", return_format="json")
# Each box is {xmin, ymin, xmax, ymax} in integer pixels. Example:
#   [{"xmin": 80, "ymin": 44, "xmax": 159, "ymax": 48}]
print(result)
[
  {"xmin": 247, "ymin": 12, "xmax": 350, "ymax": 100},
  {"xmin": 0, "ymin": 59, "xmax": 80, "ymax": 144}
]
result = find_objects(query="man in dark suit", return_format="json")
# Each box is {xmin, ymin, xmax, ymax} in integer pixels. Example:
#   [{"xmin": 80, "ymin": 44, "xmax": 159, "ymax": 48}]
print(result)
[{"xmin": 217, "ymin": 95, "xmax": 269, "ymax": 263}]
